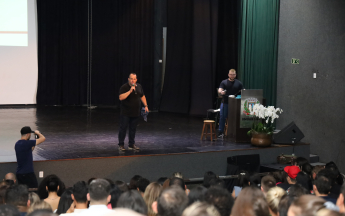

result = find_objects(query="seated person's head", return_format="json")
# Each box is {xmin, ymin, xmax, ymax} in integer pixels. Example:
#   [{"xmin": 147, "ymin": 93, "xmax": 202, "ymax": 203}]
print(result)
[
  {"xmin": 154, "ymin": 186, "xmax": 188, "ymax": 216},
  {"xmin": 182, "ymin": 201, "xmax": 220, "ymax": 216},
  {"xmin": 209, "ymin": 178, "xmax": 226, "ymax": 189},
  {"xmin": 46, "ymin": 176, "xmax": 60, "ymax": 193},
  {"xmin": 288, "ymin": 184, "xmax": 310, "ymax": 197},
  {"xmin": 4, "ymin": 173, "xmax": 16, "ymax": 185},
  {"xmin": 115, "ymin": 180, "xmax": 128, "ymax": 192},
  {"xmin": 312, "ymin": 165, "xmax": 324, "ymax": 180},
  {"xmin": 288, "ymin": 195, "xmax": 325, "ymax": 216},
  {"xmin": 261, "ymin": 175, "xmax": 276, "ymax": 194},
  {"xmin": 171, "ymin": 172, "xmax": 183, "ymax": 179},
  {"xmin": 169, "ymin": 177, "xmax": 185, "ymax": 191},
  {"xmin": 237, "ymin": 170, "xmax": 250, "ymax": 188},
  {"xmin": 137, "ymin": 178, "xmax": 150, "ymax": 194},
  {"xmin": 5, "ymin": 185, "xmax": 29, "ymax": 210},
  {"xmin": 72, "ymin": 181, "xmax": 88, "ymax": 204},
  {"xmin": 294, "ymin": 157, "xmax": 308, "ymax": 169},
  {"xmin": 116, "ymin": 190, "xmax": 147, "ymax": 215},
  {"xmin": 0, "ymin": 204, "xmax": 20, "ymax": 216},
  {"xmin": 278, "ymin": 195, "xmax": 295, "ymax": 216},
  {"xmin": 266, "ymin": 187, "xmax": 286, "ymax": 216},
  {"xmin": 336, "ymin": 183, "xmax": 345, "ymax": 213},
  {"xmin": 203, "ymin": 171, "xmax": 217, "ymax": 188},
  {"xmin": 249, "ymin": 173, "xmax": 262, "ymax": 189},
  {"xmin": 56, "ymin": 188, "xmax": 73, "ymax": 215},
  {"xmin": 188, "ymin": 186, "xmax": 207, "ymax": 205},
  {"xmin": 204, "ymin": 186, "xmax": 234, "ymax": 216},
  {"xmin": 129, "ymin": 175, "xmax": 142, "ymax": 190},
  {"xmin": 295, "ymin": 172, "xmax": 311, "ymax": 191},
  {"xmin": 88, "ymin": 179, "xmax": 111, "ymax": 204},
  {"xmin": 313, "ymin": 175, "xmax": 332, "ymax": 196},
  {"xmin": 284, "ymin": 166, "xmax": 300, "ymax": 184},
  {"xmin": 27, "ymin": 201, "xmax": 52, "ymax": 214}
]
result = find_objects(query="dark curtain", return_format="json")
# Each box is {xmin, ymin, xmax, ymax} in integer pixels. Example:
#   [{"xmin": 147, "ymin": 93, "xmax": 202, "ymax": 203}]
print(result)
[
  {"xmin": 160, "ymin": 0, "xmax": 240, "ymax": 115},
  {"xmin": 36, "ymin": 0, "xmax": 154, "ymax": 106},
  {"xmin": 37, "ymin": 0, "xmax": 88, "ymax": 105},
  {"xmin": 91, "ymin": 0, "xmax": 154, "ymax": 105}
]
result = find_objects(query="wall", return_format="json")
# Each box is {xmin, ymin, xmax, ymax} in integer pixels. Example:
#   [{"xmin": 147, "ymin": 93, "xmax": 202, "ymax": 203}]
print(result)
[{"xmin": 277, "ymin": 0, "xmax": 345, "ymax": 172}]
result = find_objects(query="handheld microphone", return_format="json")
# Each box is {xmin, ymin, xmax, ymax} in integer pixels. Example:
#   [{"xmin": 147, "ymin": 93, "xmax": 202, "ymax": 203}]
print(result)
[{"xmin": 132, "ymin": 84, "xmax": 137, "ymax": 94}]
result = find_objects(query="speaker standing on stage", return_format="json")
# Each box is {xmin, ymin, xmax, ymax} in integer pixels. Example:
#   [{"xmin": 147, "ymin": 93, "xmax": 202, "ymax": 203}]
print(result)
[
  {"xmin": 217, "ymin": 69, "xmax": 243, "ymax": 138},
  {"xmin": 118, "ymin": 73, "xmax": 149, "ymax": 151},
  {"xmin": 15, "ymin": 126, "xmax": 46, "ymax": 188}
]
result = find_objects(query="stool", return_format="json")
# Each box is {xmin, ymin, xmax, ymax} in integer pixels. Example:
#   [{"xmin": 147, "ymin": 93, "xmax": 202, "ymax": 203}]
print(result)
[{"xmin": 201, "ymin": 120, "xmax": 217, "ymax": 141}]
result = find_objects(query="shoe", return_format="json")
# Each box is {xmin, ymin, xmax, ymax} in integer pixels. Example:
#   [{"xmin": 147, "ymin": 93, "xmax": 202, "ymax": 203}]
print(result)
[
  {"xmin": 118, "ymin": 146, "xmax": 126, "ymax": 151},
  {"xmin": 128, "ymin": 145, "xmax": 140, "ymax": 150},
  {"xmin": 217, "ymin": 132, "xmax": 224, "ymax": 138}
]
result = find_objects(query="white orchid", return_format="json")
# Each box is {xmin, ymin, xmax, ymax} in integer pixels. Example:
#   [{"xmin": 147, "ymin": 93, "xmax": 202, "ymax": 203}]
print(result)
[{"xmin": 249, "ymin": 103, "xmax": 283, "ymax": 135}]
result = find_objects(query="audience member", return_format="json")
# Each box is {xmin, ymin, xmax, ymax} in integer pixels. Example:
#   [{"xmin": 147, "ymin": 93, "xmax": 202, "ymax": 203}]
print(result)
[
  {"xmin": 231, "ymin": 186, "xmax": 269, "ymax": 216},
  {"xmin": 317, "ymin": 168, "xmax": 339, "ymax": 199},
  {"xmin": 60, "ymin": 181, "xmax": 88, "ymax": 215},
  {"xmin": 108, "ymin": 184, "xmax": 122, "ymax": 209},
  {"xmin": 0, "ymin": 204, "xmax": 21, "ymax": 216},
  {"xmin": 157, "ymin": 177, "xmax": 168, "ymax": 186},
  {"xmin": 116, "ymin": 190, "xmax": 147, "ymax": 215},
  {"xmin": 261, "ymin": 175, "xmax": 276, "ymax": 195},
  {"xmin": 162, "ymin": 179, "xmax": 170, "ymax": 190},
  {"xmin": 152, "ymin": 186, "xmax": 188, "ymax": 216},
  {"xmin": 137, "ymin": 178, "xmax": 150, "ymax": 196},
  {"xmin": 87, "ymin": 178, "xmax": 96, "ymax": 186},
  {"xmin": 316, "ymin": 208, "xmax": 344, "ymax": 216},
  {"xmin": 28, "ymin": 192, "xmax": 40, "ymax": 207},
  {"xmin": 249, "ymin": 173, "xmax": 262, "ymax": 189},
  {"xmin": 278, "ymin": 195, "xmax": 295, "ymax": 216},
  {"xmin": 288, "ymin": 184, "xmax": 310, "ymax": 197},
  {"xmin": 204, "ymin": 186, "xmax": 233, "ymax": 216},
  {"xmin": 37, "ymin": 175, "xmax": 65, "ymax": 199},
  {"xmin": 266, "ymin": 187, "xmax": 286, "ymax": 216},
  {"xmin": 325, "ymin": 162, "xmax": 343, "ymax": 197},
  {"xmin": 336, "ymin": 183, "xmax": 345, "ymax": 213},
  {"xmin": 278, "ymin": 166, "xmax": 300, "ymax": 191},
  {"xmin": 0, "ymin": 183, "xmax": 10, "ymax": 204},
  {"xmin": 287, "ymin": 195, "xmax": 326, "ymax": 216},
  {"xmin": 232, "ymin": 170, "xmax": 250, "ymax": 198},
  {"xmin": 78, "ymin": 179, "xmax": 112, "ymax": 216},
  {"xmin": 129, "ymin": 175, "xmax": 142, "ymax": 190},
  {"xmin": 271, "ymin": 171, "xmax": 284, "ymax": 185},
  {"xmin": 27, "ymin": 201, "xmax": 52, "ymax": 214},
  {"xmin": 143, "ymin": 182, "xmax": 162, "ymax": 216},
  {"xmin": 188, "ymin": 186, "xmax": 207, "ymax": 205},
  {"xmin": 312, "ymin": 165, "xmax": 325, "ymax": 180},
  {"xmin": 4, "ymin": 173, "xmax": 17, "ymax": 185},
  {"xmin": 293, "ymin": 157, "xmax": 308, "ymax": 170},
  {"xmin": 114, "ymin": 180, "xmax": 128, "ymax": 192},
  {"xmin": 171, "ymin": 172, "xmax": 183, "ymax": 179},
  {"xmin": 5, "ymin": 184, "xmax": 30, "ymax": 215},
  {"xmin": 43, "ymin": 176, "xmax": 61, "ymax": 212},
  {"xmin": 209, "ymin": 178, "xmax": 226, "ymax": 189},
  {"xmin": 295, "ymin": 172, "xmax": 311, "ymax": 191},
  {"xmin": 27, "ymin": 209, "xmax": 57, "ymax": 216},
  {"xmin": 182, "ymin": 201, "xmax": 220, "ymax": 216},
  {"xmin": 56, "ymin": 188, "xmax": 73, "ymax": 215},
  {"xmin": 169, "ymin": 177, "xmax": 186, "ymax": 192},
  {"xmin": 313, "ymin": 175, "xmax": 337, "ymax": 204},
  {"xmin": 203, "ymin": 171, "xmax": 217, "ymax": 188}
]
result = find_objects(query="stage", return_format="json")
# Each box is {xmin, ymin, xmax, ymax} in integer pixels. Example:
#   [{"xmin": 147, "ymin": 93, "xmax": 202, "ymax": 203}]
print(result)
[{"xmin": 0, "ymin": 106, "xmax": 310, "ymax": 185}]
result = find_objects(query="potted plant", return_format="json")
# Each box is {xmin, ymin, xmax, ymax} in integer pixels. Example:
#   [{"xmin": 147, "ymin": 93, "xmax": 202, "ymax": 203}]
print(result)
[{"xmin": 247, "ymin": 104, "xmax": 283, "ymax": 147}]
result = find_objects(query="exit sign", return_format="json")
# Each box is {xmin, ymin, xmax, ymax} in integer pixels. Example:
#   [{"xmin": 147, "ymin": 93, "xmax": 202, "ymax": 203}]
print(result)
[{"xmin": 291, "ymin": 58, "xmax": 300, "ymax": 64}]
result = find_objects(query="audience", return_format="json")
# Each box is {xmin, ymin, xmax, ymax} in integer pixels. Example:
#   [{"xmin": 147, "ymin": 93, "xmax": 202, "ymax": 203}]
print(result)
[
  {"xmin": 1, "ymin": 157, "xmax": 345, "ymax": 216},
  {"xmin": 116, "ymin": 190, "xmax": 147, "ymax": 215},
  {"xmin": 4, "ymin": 173, "xmax": 17, "ymax": 185},
  {"xmin": 152, "ymin": 186, "xmax": 188, "ymax": 216},
  {"xmin": 143, "ymin": 182, "xmax": 162, "ymax": 216},
  {"xmin": 266, "ymin": 187, "xmax": 286, "ymax": 216}
]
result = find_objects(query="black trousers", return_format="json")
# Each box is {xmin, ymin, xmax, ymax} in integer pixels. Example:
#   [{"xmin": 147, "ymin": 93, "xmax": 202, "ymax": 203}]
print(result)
[
  {"xmin": 118, "ymin": 115, "xmax": 139, "ymax": 146},
  {"xmin": 16, "ymin": 172, "xmax": 38, "ymax": 188}
]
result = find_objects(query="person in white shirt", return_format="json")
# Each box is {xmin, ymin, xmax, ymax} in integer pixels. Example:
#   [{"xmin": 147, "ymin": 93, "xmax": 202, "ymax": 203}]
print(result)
[
  {"xmin": 76, "ymin": 179, "xmax": 113, "ymax": 216},
  {"xmin": 60, "ymin": 181, "xmax": 89, "ymax": 216}
]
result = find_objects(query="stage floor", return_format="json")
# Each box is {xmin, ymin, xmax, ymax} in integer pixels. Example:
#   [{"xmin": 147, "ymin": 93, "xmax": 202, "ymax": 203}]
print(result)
[{"xmin": 0, "ymin": 106, "xmax": 290, "ymax": 162}]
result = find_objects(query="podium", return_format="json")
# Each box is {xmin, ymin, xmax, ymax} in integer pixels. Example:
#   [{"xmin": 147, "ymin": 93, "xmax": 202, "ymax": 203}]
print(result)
[{"xmin": 226, "ymin": 89, "xmax": 265, "ymax": 143}]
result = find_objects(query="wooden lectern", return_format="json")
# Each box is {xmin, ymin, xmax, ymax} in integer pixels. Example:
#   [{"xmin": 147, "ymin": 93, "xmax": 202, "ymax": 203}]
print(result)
[{"xmin": 226, "ymin": 90, "xmax": 265, "ymax": 143}]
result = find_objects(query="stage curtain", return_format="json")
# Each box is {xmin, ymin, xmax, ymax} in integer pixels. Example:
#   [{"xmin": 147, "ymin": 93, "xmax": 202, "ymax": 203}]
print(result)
[
  {"xmin": 160, "ymin": 0, "xmax": 240, "ymax": 115},
  {"xmin": 238, "ymin": 0, "xmax": 280, "ymax": 106},
  {"xmin": 36, "ymin": 0, "xmax": 154, "ymax": 106},
  {"xmin": 36, "ymin": 0, "xmax": 88, "ymax": 105}
]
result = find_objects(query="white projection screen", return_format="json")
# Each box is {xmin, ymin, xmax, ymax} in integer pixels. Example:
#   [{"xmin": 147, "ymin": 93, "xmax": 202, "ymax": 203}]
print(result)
[{"xmin": 0, "ymin": 0, "xmax": 38, "ymax": 104}]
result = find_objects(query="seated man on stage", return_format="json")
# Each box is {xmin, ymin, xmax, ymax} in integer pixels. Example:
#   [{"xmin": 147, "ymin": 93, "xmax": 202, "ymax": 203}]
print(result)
[{"xmin": 217, "ymin": 69, "xmax": 243, "ymax": 138}]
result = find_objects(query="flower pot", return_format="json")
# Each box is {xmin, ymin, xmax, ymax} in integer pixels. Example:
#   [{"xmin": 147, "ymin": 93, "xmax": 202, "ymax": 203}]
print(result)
[{"xmin": 251, "ymin": 132, "xmax": 272, "ymax": 147}]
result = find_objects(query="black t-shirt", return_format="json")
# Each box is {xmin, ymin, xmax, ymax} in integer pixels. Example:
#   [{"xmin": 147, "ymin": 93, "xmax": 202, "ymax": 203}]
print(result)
[
  {"xmin": 15, "ymin": 139, "xmax": 36, "ymax": 174},
  {"xmin": 119, "ymin": 83, "xmax": 144, "ymax": 117},
  {"xmin": 219, "ymin": 79, "xmax": 243, "ymax": 104}
]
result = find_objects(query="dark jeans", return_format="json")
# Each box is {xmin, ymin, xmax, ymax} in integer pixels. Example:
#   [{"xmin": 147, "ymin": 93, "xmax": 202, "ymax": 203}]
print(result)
[
  {"xmin": 218, "ymin": 103, "xmax": 228, "ymax": 133},
  {"xmin": 16, "ymin": 172, "xmax": 38, "ymax": 188},
  {"xmin": 118, "ymin": 115, "xmax": 139, "ymax": 146}
]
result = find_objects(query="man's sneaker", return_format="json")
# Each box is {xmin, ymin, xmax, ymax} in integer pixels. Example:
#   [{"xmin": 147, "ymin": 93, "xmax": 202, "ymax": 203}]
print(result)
[
  {"xmin": 118, "ymin": 145, "xmax": 126, "ymax": 151},
  {"xmin": 217, "ymin": 132, "xmax": 224, "ymax": 138},
  {"xmin": 128, "ymin": 145, "xmax": 140, "ymax": 150}
]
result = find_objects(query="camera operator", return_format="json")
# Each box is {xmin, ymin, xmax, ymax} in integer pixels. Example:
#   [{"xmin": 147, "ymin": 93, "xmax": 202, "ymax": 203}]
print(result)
[{"xmin": 15, "ymin": 126, "xmax": 46, "ymax": 188}]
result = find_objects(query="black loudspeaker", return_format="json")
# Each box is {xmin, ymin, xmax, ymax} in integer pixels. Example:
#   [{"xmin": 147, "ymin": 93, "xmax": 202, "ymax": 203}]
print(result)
[
  {"xmin": 226, "ymin": 154, "xmax": 260, "ymax": 174},
  {"xmin": 273, "ymin": 121, "xmax": 304, "ymax": 144}
]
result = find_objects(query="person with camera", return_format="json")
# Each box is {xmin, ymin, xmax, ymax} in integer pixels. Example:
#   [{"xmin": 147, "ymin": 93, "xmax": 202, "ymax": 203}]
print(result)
[{"xmin": 15, "ymin": 126, "xmax": 46, "ymax": 188}]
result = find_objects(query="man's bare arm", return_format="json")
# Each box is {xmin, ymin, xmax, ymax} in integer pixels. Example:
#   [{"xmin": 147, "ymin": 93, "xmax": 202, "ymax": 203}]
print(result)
[
  {"xmin": 218, "ymin": 88, "xmax": 226, "ymax": 95},
  {"xmin": 119, "ymin": 86, "xmax": 136, "ymax": 101},
  {"xmin": 35, "ymin": 130, "xmax": 46, "ymax": 145}
]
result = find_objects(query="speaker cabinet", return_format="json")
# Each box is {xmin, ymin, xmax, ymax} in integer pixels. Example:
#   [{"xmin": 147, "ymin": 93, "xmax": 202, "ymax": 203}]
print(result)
[{"xmin": 273, "ymin": 121, "xmax": 304, "ymax": 144}]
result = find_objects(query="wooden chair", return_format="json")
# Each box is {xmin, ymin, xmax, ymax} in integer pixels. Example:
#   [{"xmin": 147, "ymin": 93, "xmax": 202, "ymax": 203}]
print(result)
[{"xmin": 201, "ymin": 120, "xmax": 217, "ymax": 141}]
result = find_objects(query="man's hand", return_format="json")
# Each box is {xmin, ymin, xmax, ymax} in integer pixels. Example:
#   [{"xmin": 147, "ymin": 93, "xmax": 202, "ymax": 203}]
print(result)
[
  {"xmin": 221, "ymin": 91, "xmax": 226, "ymax": 95},
  {"xmin": 130, "ymin": 85, "xmax": 136, "ymax": 93},
  {"xmin": 144, "ymin": 106, "xmax": 149, "ymax": 113}
]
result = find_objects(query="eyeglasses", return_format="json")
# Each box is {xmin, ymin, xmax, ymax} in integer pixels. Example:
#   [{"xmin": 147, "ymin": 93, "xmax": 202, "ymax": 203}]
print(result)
[{"xmin": 229, "ymin": 74, "xmax": 236, "ymax": 76}]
